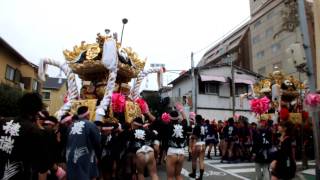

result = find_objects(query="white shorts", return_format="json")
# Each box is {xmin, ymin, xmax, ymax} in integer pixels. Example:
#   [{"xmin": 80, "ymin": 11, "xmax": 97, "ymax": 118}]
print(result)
[
  {"xmin": 195, "ymin": 141, "xmax": 205, "ymax": 146},
  {"xmin": 167, "ymin": 147, "xmax": 185, "ymax": 156},
  {"xmin": 136, "ymin": 145, "xmax": 154, "ymax": 154}
]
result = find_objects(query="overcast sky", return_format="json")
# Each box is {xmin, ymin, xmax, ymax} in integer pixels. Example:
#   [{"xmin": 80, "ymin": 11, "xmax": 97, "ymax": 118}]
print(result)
[{"xmin": 0, "ymin": 0, "xmax": 250, "ymax": 90}]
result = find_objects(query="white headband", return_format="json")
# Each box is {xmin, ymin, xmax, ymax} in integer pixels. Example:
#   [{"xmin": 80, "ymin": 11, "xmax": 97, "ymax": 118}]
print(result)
[
  {"xmin": 78, "ymin": 111, "xmax": 89, "ymax": 119},
  {"xmin": 102, "ymin": 126, "xmax": 114, "ymax": 131},
  {"xmin": 170, "ymin": 116, "xmax": 179, "ymax": 120},
  {"xmin": 133, "ymin": 121, "xmax": 143, "ymax": 126},
  {"xmin": 44, "ymin": 120, "xmax": 55, "ymax": 126},
  {"xmin": 61, "ymin": 115, "xmax": 72, "ymax": 124}
]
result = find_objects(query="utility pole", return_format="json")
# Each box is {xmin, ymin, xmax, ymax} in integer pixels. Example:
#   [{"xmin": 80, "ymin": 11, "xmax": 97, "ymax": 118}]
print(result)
[
  {"xmin": 297, "ymin": 0, "xmax": 320, "ymax": 178},
  {"xmin": 191, "ymin": 52, "xmax": 197, "ymax": 114},
  {"xmin": 229, "ymin": 55, "xmax": 236, "ymax": 117}
]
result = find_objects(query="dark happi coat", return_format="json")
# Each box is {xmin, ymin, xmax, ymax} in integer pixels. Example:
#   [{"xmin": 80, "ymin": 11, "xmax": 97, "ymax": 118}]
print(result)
[{"xmin": 66, "ymin": 118, "xmax": 101, "ymax": 180}]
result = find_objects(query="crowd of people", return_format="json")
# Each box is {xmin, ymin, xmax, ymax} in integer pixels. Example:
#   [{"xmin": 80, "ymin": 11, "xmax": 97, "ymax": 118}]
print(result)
[{"xmin": 0, "ymin": 92, "xmax": 314, "ymax": 180}]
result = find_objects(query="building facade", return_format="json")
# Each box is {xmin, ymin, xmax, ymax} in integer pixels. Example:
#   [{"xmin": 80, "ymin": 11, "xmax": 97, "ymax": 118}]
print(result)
[
  {"xmin": 42, "ymin": 77, "xmax": 67, "ymax": 115},
  {"xmin": 197, "ymin": 22, "xmax": 251, "ymax": 70},
  {"xmin": 249, "ymin": 0, "xmax": 315, "ymax": 79},
  {"xmin": 0, "ymin": 37, "xmax": 41, "ymax": 92},
  {"xmin": 169, "ymin": 64, "xmax": 261, "ymax": 121},
  {"xmin": 199, "ymin": 0, "xmax": 315, "ymax": 83}
]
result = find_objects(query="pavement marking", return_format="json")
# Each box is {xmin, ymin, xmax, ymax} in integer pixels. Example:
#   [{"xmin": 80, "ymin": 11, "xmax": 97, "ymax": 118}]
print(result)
[
  {"xmin": 205, "ymin": 159, "xmax": 221, "ymax": 163},
  {"xmin": 203, "ymin": 170, "xmax": 227, "ymax": 176},
  {"xmin": 181, "ymin": 168, "xmax": 227, "ymax": 178},
  {"xmin": 211, "ymin": 162, "xmax": 254, "ymax": 168},
  {"xmin": 301, "ymin": 169, "xmax": 315, "ymax": 175},
  {"xmin": 181, "ymin": 168, "xmax": 192, "ymax": 179},
  {"xmin": 227, "ymin": 168, "xmax": 256, "ymax": 173},
  {"xmin": 205, "ymin": 162, "xmax": 251, "ymax": 180},
  {"xmin": 204, "ymin": 160, "xmax": 316, "ymax": 179},
  {"xmin": 296, "ymin": 161, "xmax": 316, "ymax": 166}
]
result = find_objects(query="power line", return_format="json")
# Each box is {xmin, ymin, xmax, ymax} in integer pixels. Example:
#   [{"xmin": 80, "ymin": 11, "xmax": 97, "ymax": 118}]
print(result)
[{"xmin": 193, "ymin": 16, "xmax": 251, "ymax": 55}]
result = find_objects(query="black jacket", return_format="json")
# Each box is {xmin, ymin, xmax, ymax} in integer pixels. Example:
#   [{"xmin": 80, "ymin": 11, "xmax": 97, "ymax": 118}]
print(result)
[
  {"xmin": 252, "ymin": 128, "xmax": 273, "ymax": 163},
  {"xmin": 0, "ymin": 117, "xmax": 51, "ymax": 180}
]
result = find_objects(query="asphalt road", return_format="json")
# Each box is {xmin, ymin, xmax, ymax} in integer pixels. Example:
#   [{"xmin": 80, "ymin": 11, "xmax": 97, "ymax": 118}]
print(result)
[{"xmin": 151, "ymin": 150, "xmax": 316, "ymax": 180}]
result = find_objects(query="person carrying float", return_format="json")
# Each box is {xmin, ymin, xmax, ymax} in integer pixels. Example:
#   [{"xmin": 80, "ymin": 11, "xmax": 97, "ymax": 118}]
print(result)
[
  {"xmin": 189, "ymin": 115, "xmax": 206, "ymax": 180},
  {"xmin": 127, "ymin": 117, "xmax": 159, "ymax": 180},
  {"xmin": 66, "ymin": 106, "xmax": 101, "ymax": 180},
  {"xmin": 98, "ymin": 121, "xmax": 120, "ymax": 180},
  {"xmin": 166, "ymin": 107, "xmax": 188, "ymax": 180}
]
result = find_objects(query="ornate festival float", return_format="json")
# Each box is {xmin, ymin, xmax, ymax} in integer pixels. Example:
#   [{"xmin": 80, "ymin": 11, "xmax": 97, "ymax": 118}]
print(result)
[
  {"xmin": 38, "ymin": 31, "xmax": 164, "ymax": 125},
  {"xmin": 243, "ymin": 71, "xmax": 309, "ymax": 125}
]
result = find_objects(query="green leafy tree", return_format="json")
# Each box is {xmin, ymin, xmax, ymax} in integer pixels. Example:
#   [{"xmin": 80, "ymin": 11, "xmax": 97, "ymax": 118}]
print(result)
[{"xmin": 0, "ymin": 84, "xmax": 24, "ymax": 117}]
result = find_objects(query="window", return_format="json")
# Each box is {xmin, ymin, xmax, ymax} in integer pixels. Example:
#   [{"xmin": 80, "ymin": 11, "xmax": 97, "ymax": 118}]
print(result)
[
  {"xmin": 273, "ymin": 62, "xmax": 282, "ymax": 70},
  {"xmin": 205, "ymin": 82, "xmax": 219, "ymax": 95},
  {"xmin": 14, "ymin": 69, "xmax": 21, "ymax": 83},
  {"xmin": 235, "ymin": 84, "xmax": 248, "ymax": 96},
  {"xmin": 258, "ymin": 67, "xmax": 266, "ymax": 75},
  {"xmin": 271, "ymin": 43, "xmax": 281, "ymax": 53},
  {"xmin": 178, "ymin": 88, "xmax": 181, "ymax": 97},
  {"xmin": 5, "ymin": 65, "xmax": 15, "ymax": 81},
  {"xmin": 199, "ymin": 80, "xmax": 219, "ymax": 95},
  {"xmin": 42, "ymin": 92, "xmax": 51, "ymax": 100},
  {"xmin": 256, "ymin": 50, "xmax": 265, "ymax": 59},
  {"xmin": 254, "ymin": 20, "xmax": 261, "ymax": 28},
  {"xmin": 252, "ymin": 35, "xmax": 261, "ymax": 44},
  {"xmin": 32, "ymin": 80, "xmax": 39, "ymax": 92},
  {"xmin": 265, "ymin": 27, "xmax": 274, "ymax": 37},
  {"xmin": 219, "ymin": 48, "xmax": 225, "ymax": 55}
]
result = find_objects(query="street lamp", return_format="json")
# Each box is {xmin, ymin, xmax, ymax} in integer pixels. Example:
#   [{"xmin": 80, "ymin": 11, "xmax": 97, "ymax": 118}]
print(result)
[{"xmin": 120, "ymin": 18, "xmax": 128, "ymax": 45}]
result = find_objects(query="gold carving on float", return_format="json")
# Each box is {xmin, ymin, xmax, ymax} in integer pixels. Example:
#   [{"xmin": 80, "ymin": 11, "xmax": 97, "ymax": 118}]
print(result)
[
  {"xmin": 70, "ymin": 99, "xmax": 97, "ymax": 121},
  {"xmin": 62, "ymin": 33, "xmax": 145, "ymax": 82},
  {"xmin": 86, "ymin": 44, "xmax": 101, "ymax": 60},
  {"xmin": 125, "ymin": 101, "xmax": 142, "ymax": 124},
  {"xmin": 63, "ymin": 41, "xmax": 90, "ymax": 61},
  {"xmin": 253, "ymin": 71, "xmax": 304, "ymax": 97},
  {"xmin": 61, "ymin": 31, "xmax": 147, "ymax": 124}
]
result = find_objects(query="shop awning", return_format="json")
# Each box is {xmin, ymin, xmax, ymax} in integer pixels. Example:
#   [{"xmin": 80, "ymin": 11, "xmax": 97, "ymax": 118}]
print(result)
[
  {"xmin": 235, "ymin": 78, "xmax": 254, "ymax": 84},
  {"xmin": 200, "ymin": 74, "xmax": 226, "ymax": 82}
]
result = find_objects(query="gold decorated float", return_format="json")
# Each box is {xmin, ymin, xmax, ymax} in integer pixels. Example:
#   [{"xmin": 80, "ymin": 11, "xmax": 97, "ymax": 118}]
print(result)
[
  {"xmin": 251, "ymin": 71, "xmax": 305, "ymax": 124},
  {"xmin": 63, "ymin": 34, "xmax": 146, "ymax": 82},
  {"xmin": 39, "ymin": 31, "xmax": 163, "ymax": 124}
]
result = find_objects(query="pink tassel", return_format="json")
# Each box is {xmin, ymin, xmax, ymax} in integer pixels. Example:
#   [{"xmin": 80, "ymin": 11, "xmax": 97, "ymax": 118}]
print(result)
[
  {"xmin": 135, "ymin": 98, "xmax": 149, "ymax": 114},
  {"xmin": 250, "ymin": 96, "xmax": 270, "ymax": 115},
  {"xmin": 189, "ymin": 112, "xmax": 196, "ymax": 120},
  {"xmin": 161, "ymin": 112, "xmax": 170, "ymax": 123},
  {"xmin": 112, "ymin": 93, "xmax": 126, "ymax": 113}
]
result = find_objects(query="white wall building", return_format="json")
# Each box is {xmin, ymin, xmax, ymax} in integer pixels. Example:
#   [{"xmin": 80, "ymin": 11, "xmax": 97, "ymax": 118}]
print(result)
[{"xmin": 169, "ymin": 64, "xmax": 261, "ymax": 121}]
